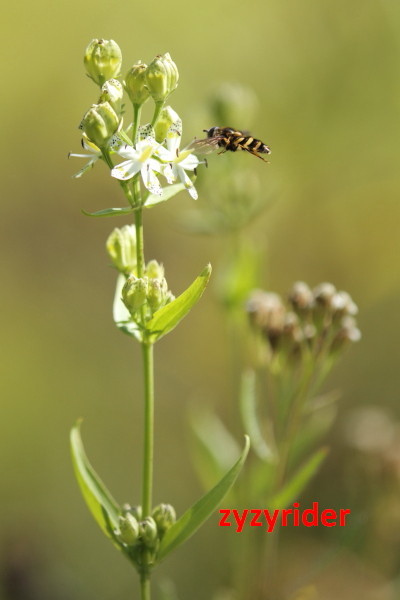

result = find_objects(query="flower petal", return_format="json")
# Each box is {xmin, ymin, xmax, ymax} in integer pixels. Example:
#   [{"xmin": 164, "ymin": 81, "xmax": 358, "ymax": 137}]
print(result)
[
  {"xmin": 141, "ymin": 165, "xmax": 162, "ymax": 196},
  {"xmin": 111, "ymin": 159, "xmax": 141, "ymax": 180},
  {"xmin": 177, "ymin": 166, "xmax": 198, "ymax": 200}
]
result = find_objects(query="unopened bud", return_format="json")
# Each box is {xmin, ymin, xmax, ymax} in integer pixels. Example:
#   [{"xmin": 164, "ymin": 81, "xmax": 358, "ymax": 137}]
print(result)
[
  {"xmin": 84, "ymin": 39, "xmax": 122, "ymax": 86},
  {"xmin": 122, "ymin": 276, "xmax": 148, "ymax": 315},
  {"xmin": 122, "ymin": 504, "xmax": 143, "ymax": 521},
  {"xmin": 116, "ymin": 513, "xmax": 140, "ymax": 546},
  {"xmin": 145, "ymin": 260, "xmax": 165, "ymax": 280},
  {"xmin": 145, "ymin": 53, "xmax": 179, "ymax": 103},
  {"xmin": 100, "ymin": 79, "xmax": 123, "ymax": 115},
  {"xmin": 154, "ymin": 106, "xmax": 181, "ymax": 144},
  {"xmin": 80, "ymin": 102, "xmax": 119, "ymax": 148},
  {"xmin": 147, "ymin": 279, "xmax": 164, "ymax": 312},
  {"xmin": 140, "ymin": 517, "xmax": 158, "ymax": 548},
  {"xmin": 124, "ymin": 62, "xmax": 150, "ymax": 106},
  {"xmin": 152, "ymin": 503, "xmax": 176, "ymax": 535},
  {"xmin": 106, "ymin": 225, "xmax": 137, "ymax": 275}
]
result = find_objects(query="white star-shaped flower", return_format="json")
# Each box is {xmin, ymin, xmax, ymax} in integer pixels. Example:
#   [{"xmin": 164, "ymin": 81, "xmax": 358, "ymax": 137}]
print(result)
[
  {"xmin": 165, "ymin": 122, "xmax": 201, "ymax": 200},
  {"xmin": 69, "ymin": 138, "xmax": 102, "ymax": 178},
  {"xmin": 111, "ymin": 138, "xmax": 173, "ymax": 196}
]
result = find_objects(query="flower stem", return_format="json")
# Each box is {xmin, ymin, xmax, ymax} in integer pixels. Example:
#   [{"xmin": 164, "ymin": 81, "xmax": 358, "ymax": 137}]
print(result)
[
  {"xmin": 132, "ymin": 104, "xmax": 142, "ymax": 145},
  {"xmin": 150, "ymin": 101, "xmax": 164, "ymax": 128},
  {"xmin": 134, "ymin": 203, "xmax": 154, "ymax": 600},
  {"xmin": 141, "ymin": 341, "xmax": 154, "ymax": 518},
  {"xmin": 140, "ymin": 572, "xmax": 151, "ymax": 600},
  {"xmin": 101, "ymin": 148, "xmax": 134, "ymax": 206}
]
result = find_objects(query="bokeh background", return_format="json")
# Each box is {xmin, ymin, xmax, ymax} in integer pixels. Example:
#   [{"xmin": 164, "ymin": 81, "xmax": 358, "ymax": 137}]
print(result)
[{"xmin": 1, "ymin": 0, "xmax": 400, "ymax": 599}]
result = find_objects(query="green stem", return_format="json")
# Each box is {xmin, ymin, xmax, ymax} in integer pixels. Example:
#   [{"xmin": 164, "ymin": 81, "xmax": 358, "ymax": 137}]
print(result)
[
  {"xmin": 101, "ymin": 148, "xmax": 134, "ymax": 206},
  {"xmin": 141, "ymin": 341, "xmax": 154, "ymax": 517},
  {"xmin": 134, "ymin": 204, "xmax": 154, "ymax": 600},
  {"xmin": 140, "ymin": 573, "xmax": 151, "ymax": 600},
  {"xmin": 135, "ymin": 208, "xmax": 145, "ymax": 277},
  {"xmin": 132, "ymin": 104, "xmax": 142, "ymax": 145},
  {"xmin": 150, "ymin": 101, "xmax": 164, "ymax": 128}
]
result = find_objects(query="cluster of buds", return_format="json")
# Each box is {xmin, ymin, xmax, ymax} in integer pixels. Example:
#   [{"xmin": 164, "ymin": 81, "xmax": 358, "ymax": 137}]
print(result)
[
  {"xmin": 125, "ymin": 53, "xmax": 178, "ymax": 106},
  {"xmin": 122, "ymin": 260, "xmax": 175, "ymax": 318},
  {"xmin": 106, "ymin": 225, "xmax": 174, "ymax": 321},
  {"xmin": 80, "ymin": 40, "xmax": 179, "ymax": 149},
  {"xmin": 114, "ymin": 503, "xmax": 176, "ymax": 564},
  {"xmin": 246, "ymin": 281, "xmax": 361, "ymax": 365},
  {"xmin": 80, "ymin": 40, "xmax": 124, "ymax": 148}
]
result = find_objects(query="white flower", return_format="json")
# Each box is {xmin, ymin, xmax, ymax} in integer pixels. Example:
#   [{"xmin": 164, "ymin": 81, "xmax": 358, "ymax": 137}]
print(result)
[
  {"xmin": 111, "ymin": 138, "xmax": 173, "ymax": 196},
  {"xmin": 165, "ymin": 123, "xmax": 201, "ymax": 200},
  {"xmin": 69, "ymin": 138, "xmax": 102, "ymax": 178}
]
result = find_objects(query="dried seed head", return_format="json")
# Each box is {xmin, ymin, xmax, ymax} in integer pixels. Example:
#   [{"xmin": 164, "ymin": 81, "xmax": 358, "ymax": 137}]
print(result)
[
  {"xmin": 313, "ymin": 282, "xmax": 337, "ymax": 309},
  {"xmin": 288, "ymin": 281, "xmax": 314, "ymax": 312},
  {"xmin": 331, "ymin": 291, "xmax": 358, "ymax": 317}
]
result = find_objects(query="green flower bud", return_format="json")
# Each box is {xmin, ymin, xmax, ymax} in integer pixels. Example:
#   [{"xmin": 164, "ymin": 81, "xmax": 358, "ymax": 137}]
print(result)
[
  {"xmin": 125, "ymin": 504, "xmax": 142, "ymax": 521},
  {"xmin": 124, "ymin": 62, "xmax": 150, "ymax": 106},
  {"xmin": 116, "ymin": 513, "xmax": 140, "ymax": 546},
  {"xmin": 147, "ymin": 278, "xmax": 168, "ymax": 312},
  {"xmin": 84, "ymin": 39, "xmax": 122, "ymax": 86},
  {"xmin": 100, "ymin": 79, "xmax": 123, "ymax": 115},
  {"xmin": 140, "ymin": 516, "xmax": 158, "ymax": 548},
  {"xmin": 106, "ymin": 225, "xmax": 137, "ymax": 276},
  {"xmin": 154, "ymin": 106, "xmax": 180, "ymax": 143},
  {"xmin": 80, "ymin": 102, "xmax": 119, "ymax": 148},
  {"xmin": 152, "ymin": 503, "xmax": 176, "ymax": 535},
  {"xmin": 145, "ymin": 260, "xmax": 165, "ymax": 280},
  {"xmin": 122, "ymin": 276, "xmax": 148, "ymax": 315},
  {"xmin": 145, "ymin": 53, "xmax": 179, "ymax": 103}
]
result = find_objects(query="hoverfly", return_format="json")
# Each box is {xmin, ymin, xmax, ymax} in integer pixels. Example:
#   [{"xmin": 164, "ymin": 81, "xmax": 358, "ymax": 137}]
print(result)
[{"xmin": 189, "ymin": 127, "xmax": 271, "ymax": 162}]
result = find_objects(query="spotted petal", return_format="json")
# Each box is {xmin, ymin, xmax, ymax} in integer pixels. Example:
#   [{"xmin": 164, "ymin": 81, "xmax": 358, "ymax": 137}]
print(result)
[
  {"xmin": 111, "ymin": 159, "xmax": 141, "ymax": 181},
  {"xmin": 141, "ymin": 165, "xmax": 162, "ymax": 196}
]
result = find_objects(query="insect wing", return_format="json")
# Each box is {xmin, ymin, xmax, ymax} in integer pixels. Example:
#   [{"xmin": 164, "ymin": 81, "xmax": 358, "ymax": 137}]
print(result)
[{"xmin": 187, "ymin": 136, "xmax": 224, "ymax": 155}]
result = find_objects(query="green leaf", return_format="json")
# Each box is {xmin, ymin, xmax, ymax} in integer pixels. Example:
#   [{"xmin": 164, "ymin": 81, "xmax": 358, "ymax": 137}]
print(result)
[
  {"xmin": 70, "ymin": 421, "xmax": 121, "ymax": 543},
  {"xmin": 239, "ymin": 369, "xmax": 276, "ymax": 463},
  {"xmin": 272, "ymin": 447, "xmax": 328, "ymax": 509},
  {"xmin": 190, "ymin": 407, "xmax": 240, "ymax": 491},
  {"xmin": 82, "ymin": 207, "xmax": 135, "ymax": 218},
  {"xmin": 157, "ymin": 435, "xmax": 249, "ymax": 562},
  {"xmin": 146, "ymin": 264, "xmax": 212, "ymax": 342},
  {"xmin": 143, "ymin": 183, "xmax": 187, "ymax": 208}
]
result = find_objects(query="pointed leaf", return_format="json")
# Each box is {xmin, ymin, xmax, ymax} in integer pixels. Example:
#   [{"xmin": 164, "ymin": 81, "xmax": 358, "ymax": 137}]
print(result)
[
  {"xmin": 272, "ymin": 447, "xmax": 328, "ymax": 509},
  {"xmin": 146, "ymin": 264, "xmax": 211, "ymax": 342},
  {"xmin": 157, "ymin": 435, "xmax": 249, "ymax": 562},
  {"xmin": 240, "ymin": 369, "xmax": 275, "ymax": 462},
  {"xmin": 190, "ymin": 407, "xmax": 240, "ymax": 490},
  {"xmin": 82, "ymin": 207, "xmax": 135, "ymax": 217},
  {"xmin": 70, "ymin": 422, "xmax": 121, "ymax": 542},
  {"xmin": 143, "ymin": 183, "xmax": 187, "ymax": 208}
]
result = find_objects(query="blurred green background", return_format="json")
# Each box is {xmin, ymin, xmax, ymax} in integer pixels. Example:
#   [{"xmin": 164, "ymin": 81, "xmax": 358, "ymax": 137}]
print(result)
[{"xmin": 2, "ymin": 0, "xmax": 400, "ymax": 599}]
